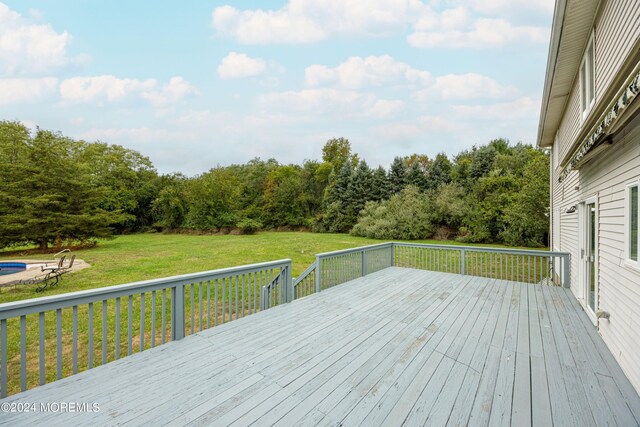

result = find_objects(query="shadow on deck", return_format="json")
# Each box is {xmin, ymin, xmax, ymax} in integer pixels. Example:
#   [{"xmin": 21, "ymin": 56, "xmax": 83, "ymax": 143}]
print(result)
[{"xmin": 3, "ymin": 267, "xmax": 640, "ymax": 426}]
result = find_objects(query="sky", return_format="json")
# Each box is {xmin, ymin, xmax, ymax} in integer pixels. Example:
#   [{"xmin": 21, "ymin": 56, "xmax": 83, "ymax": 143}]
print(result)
[{"xmin": 0, "ymin": 0, "xmax": 555, "ymax": 175}]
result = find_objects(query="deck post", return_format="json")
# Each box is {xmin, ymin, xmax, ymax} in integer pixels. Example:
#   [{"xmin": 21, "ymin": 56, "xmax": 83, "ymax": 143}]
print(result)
[
  {"xmin": 171, "ymin": 284, "xmax": 185, "ymax": 341},
  {"xmin": 361, "ymin": 250, "xmax": 366, "ymax": 277},
  {"xmin": 562, "ymin": 254, "xmax": 571, "ymax": 288},
  {"xmin": 286, "ymin": 263, "xmax": 293, "ymax": 303},
  {"xmin": 315, "ymin": 256, "xmax": 322, "ymax": 294},
  {"xmin": 460, "ymin": 248, "xmax": 466, "ymax": 275}
]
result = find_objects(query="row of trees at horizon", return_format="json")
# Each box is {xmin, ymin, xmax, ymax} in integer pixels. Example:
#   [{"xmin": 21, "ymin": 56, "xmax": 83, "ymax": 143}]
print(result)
[{"xmin": 0, "ymin": 121, "xmax": 549, "ymax": 249}]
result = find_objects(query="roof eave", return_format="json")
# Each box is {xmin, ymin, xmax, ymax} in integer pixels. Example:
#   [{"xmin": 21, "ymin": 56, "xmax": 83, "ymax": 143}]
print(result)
[{"xmin": 536, "ymin": 0, "xmax": 567, "ymax": 148}]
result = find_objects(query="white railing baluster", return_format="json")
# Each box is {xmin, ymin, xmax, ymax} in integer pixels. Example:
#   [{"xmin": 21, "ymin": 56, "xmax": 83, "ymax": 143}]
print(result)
[
  {"xmin": 128, "ymin": 296, "xmax": 133, "ymax": 355},
  {"xmin": 151, "ymin": 290, "xmax": 156, "ymax": 347},
  {"xmin": 72, "ymin": 306, "xmax": 78, "ymax": 374},
  {"xmin": 89, "ymin": 303, "xmax": 94, "ymax": 367},
  {"xmin": 56, "ymin": 308, "xmax": 62, "ymax": 380},
  {"xmin": 222, "ymin": 277, "xmax": 226, "ymax": 324},
  {"xmin": 206, "ymin": 281, "xmax": 211, "ymax": 329},
  {"xmin": 199, "ymin": 282, "xmax": 203, "ymax": 329},
  {"xmin": 115, "ymin": 298, "xmax": 121, "ymax": 358},
  {"xmin": 39, "ymin": 311, "xmax": 45, "ymax": 384},
  {"xmin": 1, "ymin": 319, "xmax": 6, "ymax": 397},
  {"xmin": 190, "ymin": 284, "xmax": 195, "ymax": 335},
  {"xmin": 215, "ymin": 278, "xmax": 219, "ymax": 325},
  {"xmin": 20, "ymin": 315, "xmax": 26, "ymax": 391},
  {"xmin": 140, "ymin": 293, "xmax": 145, "ymax": 351}
]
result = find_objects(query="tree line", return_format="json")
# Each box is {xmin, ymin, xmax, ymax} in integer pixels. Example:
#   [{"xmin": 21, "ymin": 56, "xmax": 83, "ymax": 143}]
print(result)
[{"xmin": 0, "ymin": 121, "xmax": 549, "ymax": 249}]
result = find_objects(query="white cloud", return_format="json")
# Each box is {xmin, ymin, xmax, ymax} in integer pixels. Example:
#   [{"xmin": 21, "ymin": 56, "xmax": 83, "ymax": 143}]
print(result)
[
  {"xmin": 211, "ymin": 2, "xmax": 550, "ymax": 49},
  {"xmin": 258, "ymin": 88, "xmax": 403, "ymax": 119},
  {"xmin": 305, "ymin": 55, "xmax": 430, "ymax": 89},
  {"xmin": 0, "ymin": 77, "xmax": 57, "ymax": 104},
  {"xmin": 370, "ymin": 99, "xmax": 405, "ymax": 118},
  {"xmin": 464, "ymin": 0, "xmax": 554, "ymax": 15},
  {"xmin": 413, "ymin": 73, "xmax": 519, "ymax": 100},
  {"xmin": 408, "ymin": 17, "xmax": 548, "ymax": 48},
  {"xmin": 78, "ymin": 127, "xmax": 177, "ymax": 143},
  {"xmin": 60, "ymin": 75, "xmax": 156, "ymax": 103},
  {"xmin": 141, "ymin": 76, "xmax": 199, "ymax": 107},
  {"xmin": 217, "ymin": 52, "xmax": 267, "ymax": 79},
  {"xmin": 59, "ymin": 75, "xmax": 197, "ymax": 107},
  {"xmin": 212, "ymin": 0, "xmax": 427, "ymax": 44},
  {"xmin": 212, "ymin": 5, "xmax": 324, "ymax": 44},
  {"xmin": 0, "ymin": 2, "xmax": 85, "ymax": 76},
  {"xmin": 451, "ymin": 96, "xmax": 538, "ymax": 120}
]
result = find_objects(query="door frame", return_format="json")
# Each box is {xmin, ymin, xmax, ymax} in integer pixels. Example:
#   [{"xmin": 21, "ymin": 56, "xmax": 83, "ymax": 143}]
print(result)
[{"xmin": 579, "ymin": 195, "xmax": 598, "ymax": 324}]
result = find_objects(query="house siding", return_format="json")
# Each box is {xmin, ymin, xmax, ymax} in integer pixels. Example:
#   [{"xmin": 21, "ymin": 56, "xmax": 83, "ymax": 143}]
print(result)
[
  {"xmin": 555, "ymin": 0, "xmax": 640, "ymax": 166},
  {"xmin": 550, "ymin": 0, "xmax": 640, "ymax": 393}
]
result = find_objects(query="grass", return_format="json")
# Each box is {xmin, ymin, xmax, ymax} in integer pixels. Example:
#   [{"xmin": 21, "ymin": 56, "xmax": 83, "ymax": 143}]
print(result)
[{"xmin": 0, "ymin": 232, "xmax": 544, "ymax": 396}]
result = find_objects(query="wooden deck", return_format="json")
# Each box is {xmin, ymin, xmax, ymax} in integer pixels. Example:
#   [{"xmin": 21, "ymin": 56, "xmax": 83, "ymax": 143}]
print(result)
[{"xmin": 3, "ymin": 267, "xmax": 640, "ymax": 426}]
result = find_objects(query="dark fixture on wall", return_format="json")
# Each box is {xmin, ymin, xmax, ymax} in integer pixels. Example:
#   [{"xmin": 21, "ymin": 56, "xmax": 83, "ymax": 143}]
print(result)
[{"xmin": 565, "ymin": 205, "xmax": 577, "ymax": 214}]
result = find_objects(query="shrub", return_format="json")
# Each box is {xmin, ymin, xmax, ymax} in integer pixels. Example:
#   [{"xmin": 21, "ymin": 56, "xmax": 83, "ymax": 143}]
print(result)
[
  {"xmin": 351, "ymin": 186, "xmax": 434, "ymax": 240},
  {"xmin": 236, "ymin": 218, "xmax": 262, "ymax": 235}
]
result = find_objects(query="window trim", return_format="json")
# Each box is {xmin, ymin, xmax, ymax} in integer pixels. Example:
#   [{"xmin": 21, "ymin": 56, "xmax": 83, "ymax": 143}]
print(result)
[
  {"xmin": 553, "ymin": 133, "xmax": 559, "ymax": 170},
  {"xmin": 625, "ymin": 180, "xmax": 640, "ymax": 271},
  {"xmin": 580, "ymin": 32, "xmax": 596, "ymax": 122}
]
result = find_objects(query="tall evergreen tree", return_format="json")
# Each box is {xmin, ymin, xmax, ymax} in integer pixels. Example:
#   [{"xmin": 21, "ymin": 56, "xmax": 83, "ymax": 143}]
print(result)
[
  {"xmin": 388, "ymin": 157, "xmax": 407, "ymax": 194},
  {"xmin": 426, "ymin": 153, "xmax": 452, "ymax": 190},
  {"xmin": 406, "ymin": 162, "xmax": 428, "ymax": 191},
  {"xmin": 345, "ymin": 160, "xmax": 374, "ymax": 226},
  {"xmin": 371, "ymin": 166, "xmax": 390, "ymax": 201}
]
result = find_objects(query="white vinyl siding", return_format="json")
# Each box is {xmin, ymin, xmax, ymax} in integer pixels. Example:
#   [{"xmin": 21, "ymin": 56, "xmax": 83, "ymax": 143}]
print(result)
[
  {"xmin": 548, "ymin": 0, "xmax": 640, "ymax": 395},
  {"xmin": 555, "ymin": 0, "xmax": 640, "ymax": 166},
  {"xmin": 553, "ymin": 119, "xmax": 640, "ymax": 393}
]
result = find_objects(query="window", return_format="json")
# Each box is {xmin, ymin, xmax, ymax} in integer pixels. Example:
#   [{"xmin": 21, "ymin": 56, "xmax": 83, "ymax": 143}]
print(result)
[
  {"xmin": 627, "ymin": 183, "xmax": 639, "ymax": 266},
  {"xmin": 580, "ymin": 34, "xmax": 595, "ymax": 120}
]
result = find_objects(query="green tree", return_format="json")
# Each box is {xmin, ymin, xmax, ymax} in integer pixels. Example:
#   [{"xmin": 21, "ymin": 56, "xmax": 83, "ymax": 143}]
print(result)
[
  {"xmin": 345, "ymin": 160, "xmax": 374, "ymax": 226},
  {"xmin": 502, "ymin": 153, "xmax": 550, "ymax": 246},
  {"xmin": 263, "ymin": 165, "xmax": 307, "ymax": 226},
  {"xmin": 321, "ymin": 137, "xmax": 353, "ymax": 170},
  {"xmin": 388, "ymin": 157, "xmax": 407, "ymax": 194},
  {"xmin": 79, "ymin": 142, "xmax": 158, "ymax": 232},
  {"xmin": 351, "ymin": 186, "xmax": 434, "ymax": 240},
  {"xmin": 371, "ymin": 166, "xmax": 390, "ymax": 201},
  {"xmin": 151, "ymin": 174, "xmax": 188, "ymax": 229},
  {"xmin": 0, "ymin": 125, "xmax": 124, "ymax": 249},
  {"xmin": 426, "ymin": 153, "xmax": 452, "ymax": 190},
  {"xmin": 184, "ymin": 167, "xmax": 241, "ymax": 229}
]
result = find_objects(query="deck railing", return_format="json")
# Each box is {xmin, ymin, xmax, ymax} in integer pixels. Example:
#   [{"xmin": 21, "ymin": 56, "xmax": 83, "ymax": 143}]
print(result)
[
  {"xmin": 291, "ymin": 243, "xmax": 570, "ymax": 301},
  {"xmin": 0, "ymin": 259, "xmax": 291, "ymax": 397},
  {"xmin": 393, "ymin": 243, "xmax": 570, "ymax": 286}
]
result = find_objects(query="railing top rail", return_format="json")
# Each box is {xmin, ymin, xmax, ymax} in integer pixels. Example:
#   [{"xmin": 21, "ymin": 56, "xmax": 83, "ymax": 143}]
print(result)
[
  {"xmin": 393, "ymin": 242, "xmax": 570, "ymax": 257},
  {"xmin": 0, "ymin": 258, "xmax": 292, "ymax": 319},
  {"xmin": 315, "ymin": 242, "xmax": 393, "ymax": 258}
]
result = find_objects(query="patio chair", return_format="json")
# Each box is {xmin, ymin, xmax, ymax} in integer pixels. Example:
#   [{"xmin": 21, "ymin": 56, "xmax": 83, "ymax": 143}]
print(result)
[
  {"xmin": 35, "ymin": 255, "xmax": 76, "ymax": 292},
  {"xmin": 40, "ymin": 256, "xmax": 65, "ymax": 274}
]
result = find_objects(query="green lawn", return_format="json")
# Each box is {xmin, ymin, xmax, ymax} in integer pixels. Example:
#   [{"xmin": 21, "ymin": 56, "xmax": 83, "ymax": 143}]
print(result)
[{"xmin": 0, "ymin": 232, "xmax": 533, "ymax": 304}]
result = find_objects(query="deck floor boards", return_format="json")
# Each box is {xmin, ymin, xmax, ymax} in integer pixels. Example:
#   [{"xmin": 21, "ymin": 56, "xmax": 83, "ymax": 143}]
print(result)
[{"xmin": 3, "ymin": 267, "xmax": 640, "ymax": 426}]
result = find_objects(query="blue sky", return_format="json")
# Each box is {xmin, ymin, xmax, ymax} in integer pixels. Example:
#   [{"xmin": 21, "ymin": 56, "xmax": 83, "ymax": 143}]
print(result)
[{"xmin": 0, "ymin": 0, "xmax": 554, "ymax": 174}]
